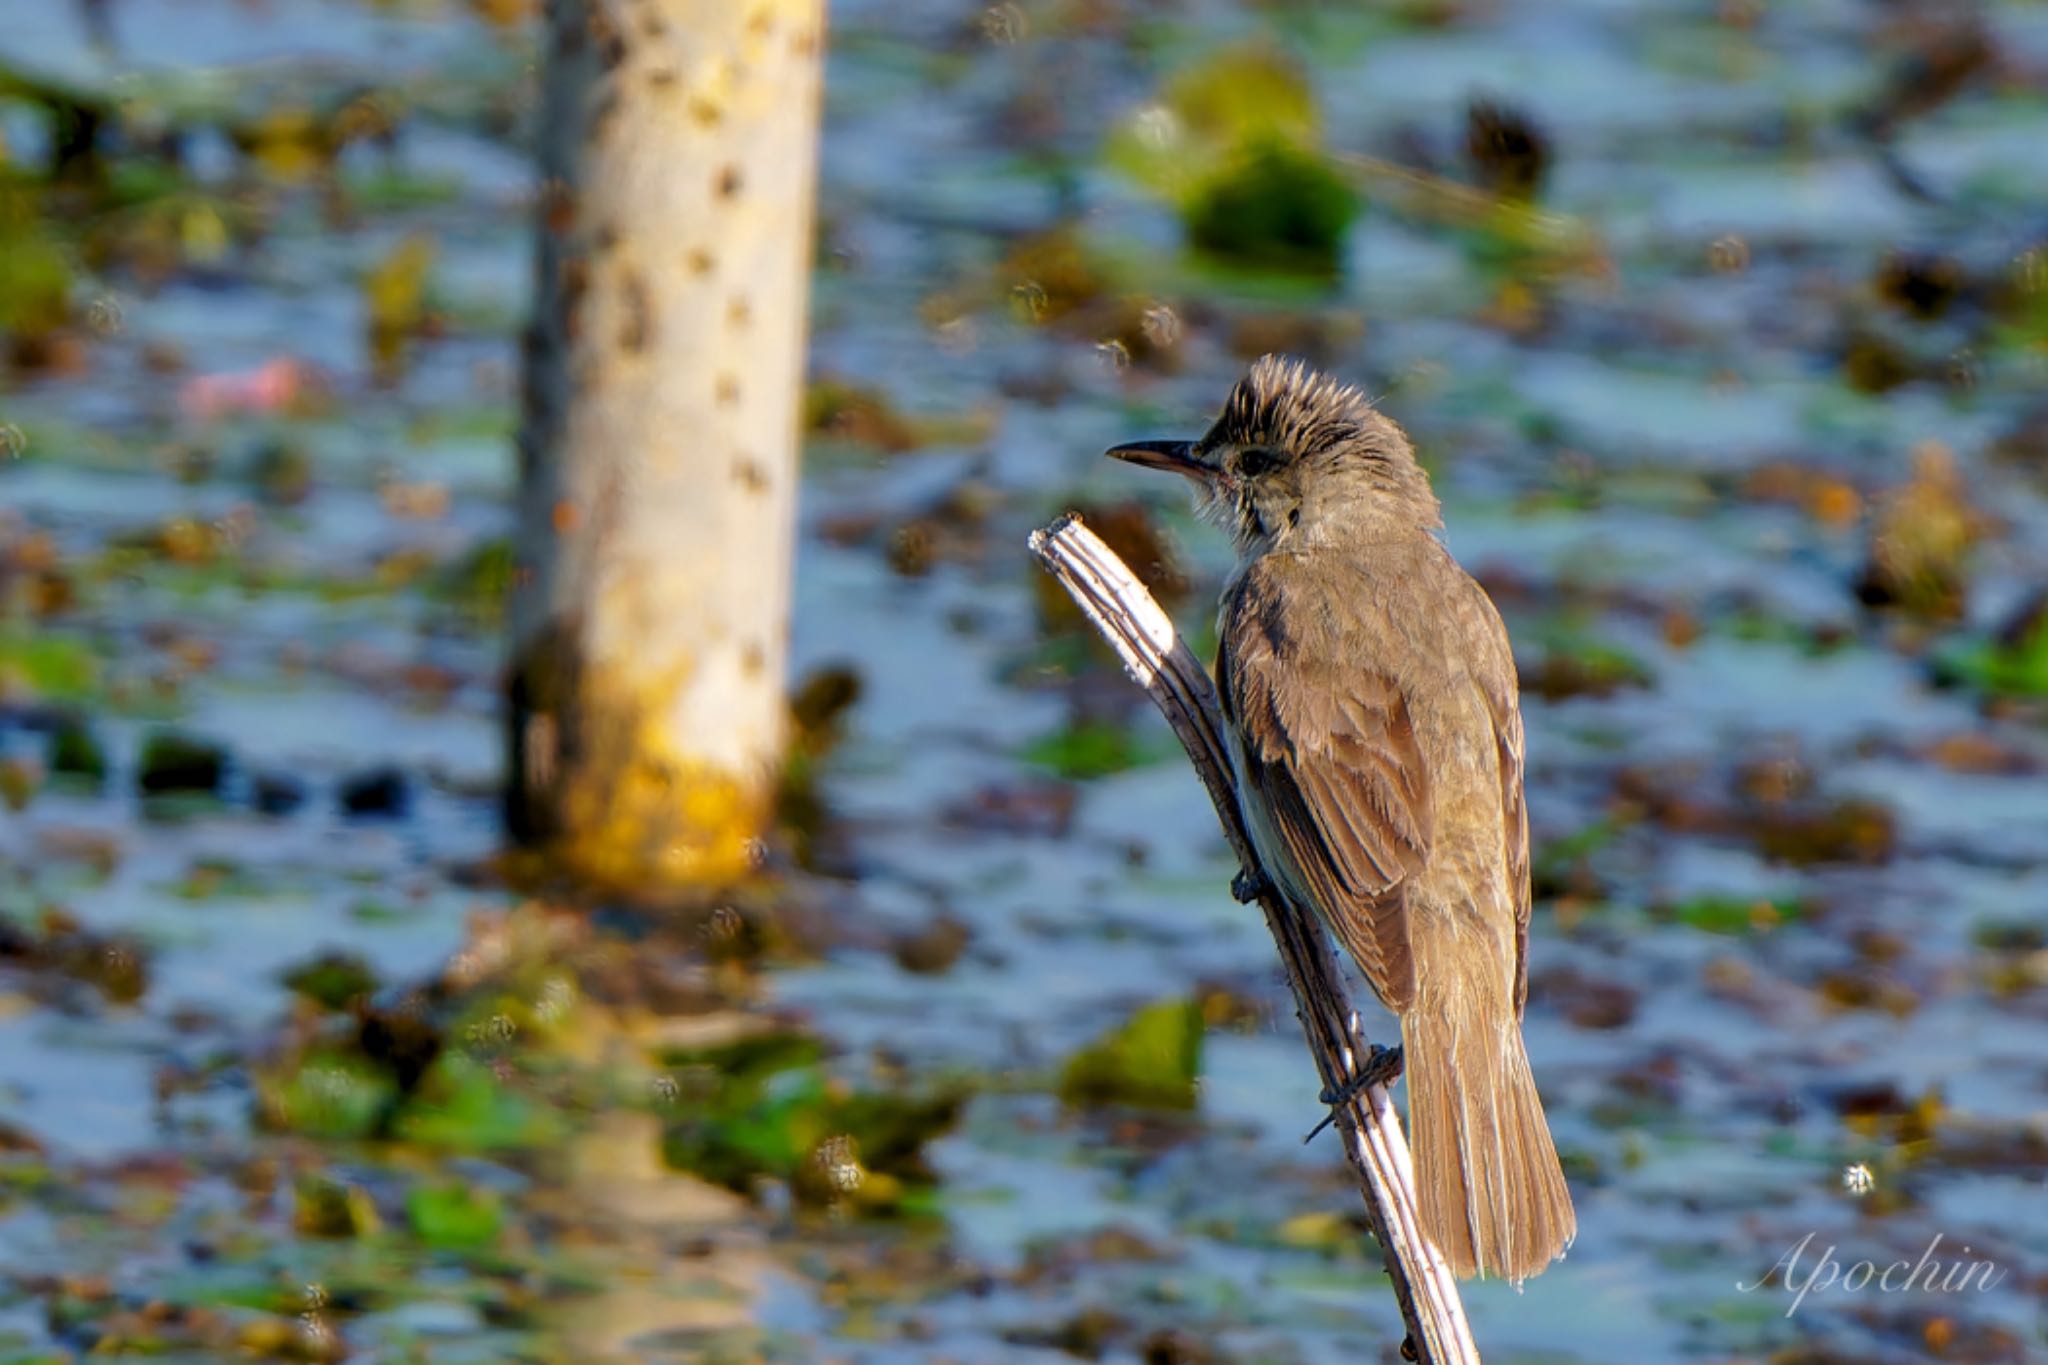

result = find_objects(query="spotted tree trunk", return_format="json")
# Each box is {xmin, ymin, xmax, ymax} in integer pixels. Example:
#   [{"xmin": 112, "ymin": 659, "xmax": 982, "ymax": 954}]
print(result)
[{"xmin": 508, "ymin": 0, "xmax": 823, "ymax": 890}]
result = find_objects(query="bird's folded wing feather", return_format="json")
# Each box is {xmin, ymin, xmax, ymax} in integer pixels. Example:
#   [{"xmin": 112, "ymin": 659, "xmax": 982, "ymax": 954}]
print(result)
[
  {"xmin": 1219, "ymin": 581, "xmax": 1431, "ymax": 1012},
  {"xmin": 1479, "ymin": 628, "xmax": 1533, "ymax": 1018}
]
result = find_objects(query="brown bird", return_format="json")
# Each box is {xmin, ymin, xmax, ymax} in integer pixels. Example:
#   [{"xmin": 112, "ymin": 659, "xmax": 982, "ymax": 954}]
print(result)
[{"xmin": 1108, "ymin": 356, "xmax": 1575, "ymax": 1283}]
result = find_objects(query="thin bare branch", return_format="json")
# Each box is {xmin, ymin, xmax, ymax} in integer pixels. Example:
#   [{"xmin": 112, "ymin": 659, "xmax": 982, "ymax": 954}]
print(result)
[{"xmin": 1028, "ymin": 512, "xmax": 1482, "ymax": 1365}]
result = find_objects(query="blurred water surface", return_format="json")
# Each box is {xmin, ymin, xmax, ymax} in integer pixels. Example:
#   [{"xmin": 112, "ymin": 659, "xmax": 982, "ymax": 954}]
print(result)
[{"xmin": 2, "ymin": 0, "xmax": 2048, "ymax": 1361}]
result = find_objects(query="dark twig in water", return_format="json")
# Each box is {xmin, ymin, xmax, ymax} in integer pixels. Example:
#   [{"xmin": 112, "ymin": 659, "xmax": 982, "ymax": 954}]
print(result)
[
  {"xmin": 1027, "ymin": 513, "xmax": 1482, "ymax": 1365},
  {"xmin": 1870, "ymin": 138, "xmax": 1947, "ymax": 207}
]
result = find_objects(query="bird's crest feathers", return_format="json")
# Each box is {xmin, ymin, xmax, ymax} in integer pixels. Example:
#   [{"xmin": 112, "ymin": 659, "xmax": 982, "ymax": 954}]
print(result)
[
  {"xmin": 1204, "ymin": 355, "xmax": 1442, "ymax": 533},
  {"xmin": 1207, "ymin": 355, "xmax": 1380, "ymax": 458}
]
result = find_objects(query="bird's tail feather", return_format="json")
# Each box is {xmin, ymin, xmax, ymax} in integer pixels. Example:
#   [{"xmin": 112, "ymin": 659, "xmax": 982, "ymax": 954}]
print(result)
[{"xmin": 1403, "ymin": 1005, "xmax": 1575, "ymax": 1283}]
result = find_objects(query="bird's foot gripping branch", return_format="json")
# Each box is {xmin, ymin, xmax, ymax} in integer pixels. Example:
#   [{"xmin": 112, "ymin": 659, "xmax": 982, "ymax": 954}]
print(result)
[{"xmin": 1307, "ymin": 1043, "xmax": 1407, "ymax": 1144}]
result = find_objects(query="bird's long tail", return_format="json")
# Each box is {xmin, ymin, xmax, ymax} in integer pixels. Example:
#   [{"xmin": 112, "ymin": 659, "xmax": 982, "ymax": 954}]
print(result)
[{"xmin": 1402, "ymin": 998, "xmax": 1575, "ymax": 1283}]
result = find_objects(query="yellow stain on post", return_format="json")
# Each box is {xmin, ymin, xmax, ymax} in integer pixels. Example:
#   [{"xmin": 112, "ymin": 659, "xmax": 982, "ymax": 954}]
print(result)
[{"xmin": 513, "ymin": 642, "xmax": 772, "ymax": 894}]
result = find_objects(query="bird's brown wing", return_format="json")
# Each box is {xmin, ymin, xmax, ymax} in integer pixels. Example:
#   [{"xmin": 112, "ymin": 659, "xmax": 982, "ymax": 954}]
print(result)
[
  {"xmin": 1488, "ymin": 682, "xmax": 1533, "ymax": 1018},
  {"xmin": 1219, "ymin": 571, "xmax": 1430, "ymax": 1012},
  {"xmin": 1455, "ymin": 576, "xmax": 1533, "ymax": 1018}
]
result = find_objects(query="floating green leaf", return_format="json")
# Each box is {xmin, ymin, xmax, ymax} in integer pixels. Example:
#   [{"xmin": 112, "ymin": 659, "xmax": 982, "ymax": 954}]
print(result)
[
  {"xmin": 1935, "ymin": 607, "xmax": 2048, "ymax": 700},
  {"xmin": 1104, "ymin": 43, "xmax": 1319, "ymax": 202},
  {"xmin": 1103, "ymin": 42, "xmax": 1360, "ymax": 277},
  {"xmin": 432, "ymin": 536, "xmax": 514, "ymax": 623},
  {"xmin": 1184, "ymin": 139, "xmax": 1360, "ymax": 277},
  {"xmin": 1667, "ymin": 895, "xmax": 1804, "ymax": 936},
  {"xmin": 392, "ymin": 1052, "xmax": 566, "ymax": 1154},
  {"xmin": 1059, "ymin": 998, "xmax": 1204, "ymax": 1112},
  {"xmin": 255, "ymin": 1049, "xmax": 396, "ymax": 1140},
  {"xmin": 293, "ymin": 1174, "xmax": 381, "ymax": 1238},
  {"xmin": 662, "ymin": 1030, "xmax": 961, "ymax": 1211},
  {"xmin": 281, "ymin": 950, "xmax": 380, "ymax": 1012},
  {"xmin": 46, "ymin": 714, "xmax": 106, "ymax": 787},
  {"xmin": 1021, "ymin": 719, "xmax": 1171, "ymax": 780},
  {"xmin": 0, "ymin": 630, "xmax": 97, "ymax": 702},
  {"xmin": 0, "ymin": 183, "xmax": 70, "ymax": 338},
  {"xmin": 406, "ymin": 1181, "xmax": 504, "ymax": 1250},
  {"xmin": 1522, "ymin": 625, "xmax": 1654, "ymax": 701}
]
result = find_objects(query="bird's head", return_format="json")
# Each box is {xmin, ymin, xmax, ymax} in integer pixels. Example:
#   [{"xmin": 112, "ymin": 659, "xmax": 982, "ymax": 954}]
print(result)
[{"xmin": 1106, "ymin": 355, "xmax": 1439, "ymax": 558}]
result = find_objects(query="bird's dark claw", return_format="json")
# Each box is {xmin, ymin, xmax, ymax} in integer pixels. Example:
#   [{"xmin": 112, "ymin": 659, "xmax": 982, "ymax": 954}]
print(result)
[
  {"xmin": 1302, "ymin": 1044, "xmax": 1405, "ymax": 1144},
  {"xmin": 1230, "ymin": 868, "xmax": 1270, "ymax": 904}
]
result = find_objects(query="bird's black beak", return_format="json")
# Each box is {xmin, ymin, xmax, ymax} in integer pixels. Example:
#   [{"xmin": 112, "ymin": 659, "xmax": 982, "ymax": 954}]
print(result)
[{"xmin": 1105, "ymin": 439, "xmax": 1208, "ymax": 482}]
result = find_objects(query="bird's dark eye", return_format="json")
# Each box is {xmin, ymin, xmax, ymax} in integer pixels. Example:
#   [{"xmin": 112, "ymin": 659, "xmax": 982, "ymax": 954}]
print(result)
[{"xmin": 1237, "ymin": 448, "xmax": 1281, "ymax": 478}]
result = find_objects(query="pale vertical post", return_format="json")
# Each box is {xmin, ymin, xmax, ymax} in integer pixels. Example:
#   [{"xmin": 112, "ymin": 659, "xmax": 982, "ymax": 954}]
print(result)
[{"xmin": 509, "ymin": 0, "xmax": 825, "ymax": 888}]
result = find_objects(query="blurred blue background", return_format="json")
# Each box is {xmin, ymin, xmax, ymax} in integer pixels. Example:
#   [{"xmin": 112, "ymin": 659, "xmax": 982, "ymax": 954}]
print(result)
[{"xmin": 2, "ymin": 0, "xmax": 2047, "ymax": 1361}]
